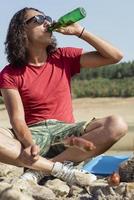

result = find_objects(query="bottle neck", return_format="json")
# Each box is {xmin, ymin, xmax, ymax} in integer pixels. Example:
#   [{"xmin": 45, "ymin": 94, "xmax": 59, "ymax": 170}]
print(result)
[{"xmin": 48, "ymin": 21, "xmax": 62, "ymax": 31}]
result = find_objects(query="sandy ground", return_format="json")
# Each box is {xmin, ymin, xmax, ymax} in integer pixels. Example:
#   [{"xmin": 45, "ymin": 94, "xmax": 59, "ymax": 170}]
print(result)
[
  {"xmin": 73, "ymin": 97, "xmax": 134, "ymax": 153},
  {"xmin": 0, "ymin": 97, "xmax": 134, "ymax": 152},
  {"xmin": 73, "ymin": 97, "xmax": 134, "ymax": 126}
]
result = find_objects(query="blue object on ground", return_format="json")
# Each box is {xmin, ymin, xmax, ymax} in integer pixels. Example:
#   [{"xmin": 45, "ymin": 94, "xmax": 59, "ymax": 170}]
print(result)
[{"xmin": 82, "ymin": 155, "xmax": 130, "ymax": 176}]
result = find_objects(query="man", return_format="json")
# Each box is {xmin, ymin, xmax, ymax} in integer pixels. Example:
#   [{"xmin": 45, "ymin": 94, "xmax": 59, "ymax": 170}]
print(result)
[{"xmin": 0, "ymin": 7, "xmax": 127, "ymax": 186}]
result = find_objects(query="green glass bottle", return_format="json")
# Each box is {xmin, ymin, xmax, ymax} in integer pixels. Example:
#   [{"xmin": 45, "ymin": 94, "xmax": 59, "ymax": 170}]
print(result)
[{"xmin": 48, "ymin": 7, "xmax": 86, "ymax": 31}]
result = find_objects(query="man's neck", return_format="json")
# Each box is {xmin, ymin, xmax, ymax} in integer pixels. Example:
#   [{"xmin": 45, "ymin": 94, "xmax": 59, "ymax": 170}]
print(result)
[{"xmin": 28, "ymin": 44, "xmax": 48, "ymax": 67}]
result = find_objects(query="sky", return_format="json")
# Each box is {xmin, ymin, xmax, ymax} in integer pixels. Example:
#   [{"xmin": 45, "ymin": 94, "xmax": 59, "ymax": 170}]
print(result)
[{"xmin": 0, "ymin": 0, "xmax": 133, "ymax": 69}]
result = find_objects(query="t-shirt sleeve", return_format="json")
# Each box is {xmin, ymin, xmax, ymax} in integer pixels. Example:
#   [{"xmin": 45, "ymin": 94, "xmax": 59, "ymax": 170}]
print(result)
[
  {"xmin": 60, "ymin": 47, "xmax": 83, "ymax": 76},
  {"xmin": 0, "ymin": 66, "xmax": 18, "ymax": 90}
]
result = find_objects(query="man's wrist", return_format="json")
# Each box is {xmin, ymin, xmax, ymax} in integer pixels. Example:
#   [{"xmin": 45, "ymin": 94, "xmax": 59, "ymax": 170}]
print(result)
[
  {"xmin": 21, "ymin": 137, "xmax": 35, "ymax": 148},
  {"xmin": 78, "ymin": 27, "xmax": 85, "ymax": 38}
]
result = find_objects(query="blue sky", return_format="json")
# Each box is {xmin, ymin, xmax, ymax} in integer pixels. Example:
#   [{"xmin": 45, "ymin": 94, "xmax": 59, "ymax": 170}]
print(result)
[{"xmin": 0, "ymin": 0, "xmax": 133, "ymax": 69}]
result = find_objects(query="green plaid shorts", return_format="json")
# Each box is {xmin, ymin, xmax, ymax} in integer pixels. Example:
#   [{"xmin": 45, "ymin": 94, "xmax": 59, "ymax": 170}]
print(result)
[{"xmin": 28, "ymin": 120, "xmax": 86, "ymax": 158}]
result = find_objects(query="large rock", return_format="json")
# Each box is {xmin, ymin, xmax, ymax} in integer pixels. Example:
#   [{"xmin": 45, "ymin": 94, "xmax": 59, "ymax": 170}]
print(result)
[
  {"xmin": 119, "ymin": 156, "xmax": 134, "ymax": 182},
  {"xmin": 12, "ymin": 178, "xmax": 56, "ymax": 200}
]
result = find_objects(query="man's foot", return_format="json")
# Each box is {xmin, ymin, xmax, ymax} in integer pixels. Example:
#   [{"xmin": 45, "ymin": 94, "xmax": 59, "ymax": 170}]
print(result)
[
  {"xmin": 20, "ymin": 170, "xmax": 45, "ymax": 183},
  {"xmin": 20, "ymin": 161, "xmax": 97, "ymax": 186},
  {"xmin": 51, "ymin": 161, "xmax": 97, "ymax": 186}
]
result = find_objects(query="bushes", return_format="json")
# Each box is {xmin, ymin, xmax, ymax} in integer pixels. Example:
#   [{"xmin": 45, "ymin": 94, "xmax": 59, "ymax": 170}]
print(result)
[
  {"xmin": 71, "ymin": 61, "xmax": 134, "ymax": 98},
  {"xmin": 74, "ymin": 61, "xmax": 134, "ymax": 80},
  {"xmin": 72, "ymin": 78, "xmax": 134, "ymax": 98}
]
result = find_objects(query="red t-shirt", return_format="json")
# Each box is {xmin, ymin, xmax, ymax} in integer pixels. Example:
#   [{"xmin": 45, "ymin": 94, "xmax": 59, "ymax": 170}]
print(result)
[{"xmin": 0, "ymin": 47, "xmax": 82, "ymax": 125}]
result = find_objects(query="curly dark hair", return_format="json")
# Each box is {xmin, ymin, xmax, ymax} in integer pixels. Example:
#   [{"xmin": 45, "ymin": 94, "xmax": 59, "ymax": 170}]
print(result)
[{"xmin": 5, "ymin": 7, "xmax": 57, "ymax": 67}]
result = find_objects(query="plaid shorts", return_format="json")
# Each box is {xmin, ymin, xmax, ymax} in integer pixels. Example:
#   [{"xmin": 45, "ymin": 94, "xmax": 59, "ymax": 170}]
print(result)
[{"xmin": 28, "ymin": 120, "xmax": 86, "ymax": 158}]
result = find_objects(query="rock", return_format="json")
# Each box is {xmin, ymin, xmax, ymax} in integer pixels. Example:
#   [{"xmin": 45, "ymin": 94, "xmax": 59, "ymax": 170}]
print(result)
[
  {"xmin": 119, "ymin": 156, "xmax": 134, "ymax": 182},
  {"xmin": 28, "ymin": 183, "xmax": 56, "ymax": 200},
  {"xmin": 0, "ymin": 188, "xmax": 34, "ymax": 200},
  {"xmin": 88, "ymin": 179, "xmax": 128, "ymax": 200},
  {"xmin": 12, "ymin": 178, "xmax": 37, "ymax": 191},
  {"xmin": 114, "ymin": 182, "xmax": 126, "ymax": 195},
  {"xmin": 126, "ymin": 182, "xmax": 134, "ymax": 191},
  {"xmin": 125, "ymin": 183, "xmax": 134, "ymax": 200},
  {"xmin": 74, "ymin": 170, "xmax": 97, "ymax": 187},
  {"xmin": 11, "ymin": 178, "xmax": 56, "ymax": 200},
  {"xmin": 45, "ymin": 179, "xmax": 70, "ymax": 197},
  {"xmin": 0, "ymin": 182, "xmax": 12, "ymax": 193},
  {"xmin": 69, "ymin": 185, "xmax": 84, "ymax": 197},
  {"xmin": 0, "ymin": 162, "xmax": 23, "ymax": 178},
  {"xmin": 0, "ymin": 161, "xmax": 134, "ymax": 199}
]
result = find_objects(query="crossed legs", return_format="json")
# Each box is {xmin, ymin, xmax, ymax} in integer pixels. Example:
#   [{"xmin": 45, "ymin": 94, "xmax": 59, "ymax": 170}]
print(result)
[
  {"xmin": 52, "ymin": 115, "xmax": 128, "ymax": 162},
  {"xmin": 0, "ymin": 128, "xmax": 53, "ymax": 173},
  {"xmin": 0, "ymin": 115, "xmax": 128, "ymax": 173}
]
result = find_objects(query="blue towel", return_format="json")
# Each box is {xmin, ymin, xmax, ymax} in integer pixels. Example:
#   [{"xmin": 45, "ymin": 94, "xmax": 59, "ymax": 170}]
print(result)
[{"xmin": 82, "ymin": 155, "xmax": 130, "ymax": 176}]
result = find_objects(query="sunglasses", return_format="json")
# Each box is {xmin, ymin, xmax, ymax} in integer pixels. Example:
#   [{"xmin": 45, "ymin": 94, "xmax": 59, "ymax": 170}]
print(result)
[{"xmin": 25, "ymin": 14, "xmax": 53, "ymax": 25}]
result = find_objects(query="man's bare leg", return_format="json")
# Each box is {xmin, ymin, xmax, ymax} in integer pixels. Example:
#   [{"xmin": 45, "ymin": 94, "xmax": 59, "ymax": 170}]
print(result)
[
  {"xmin": 0, "ymin": 129, "xmax": 53, "ymax": 173},
  {"xmin": 0, "ymin": 128, "xmax": 97, "ymax": 185},
  {"xmin": 51, "ymin": 115, "xmax": 128, "ymax": 163},
  {"xmin": 0, "ymin": 115, "xmax": 127, "ymax": 168},
  {"xmin": 0, "ymin": 115, "xmax": 127, "ymax": 185}
]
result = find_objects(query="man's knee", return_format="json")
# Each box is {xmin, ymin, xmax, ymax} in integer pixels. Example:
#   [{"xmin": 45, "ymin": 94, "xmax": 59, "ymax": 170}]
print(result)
[
  {"xmin": 105, "ymin": 115, "xmax": 128, "ymax": 142},
  {"xmin": 0, "ymin": 128, "xmax": 15, "ymax": 149}
]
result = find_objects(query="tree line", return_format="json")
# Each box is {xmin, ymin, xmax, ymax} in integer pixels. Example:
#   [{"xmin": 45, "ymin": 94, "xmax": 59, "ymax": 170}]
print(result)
[{"xmin": 72, "ymin": 60, "xmax": 134, "ymax": 98}]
